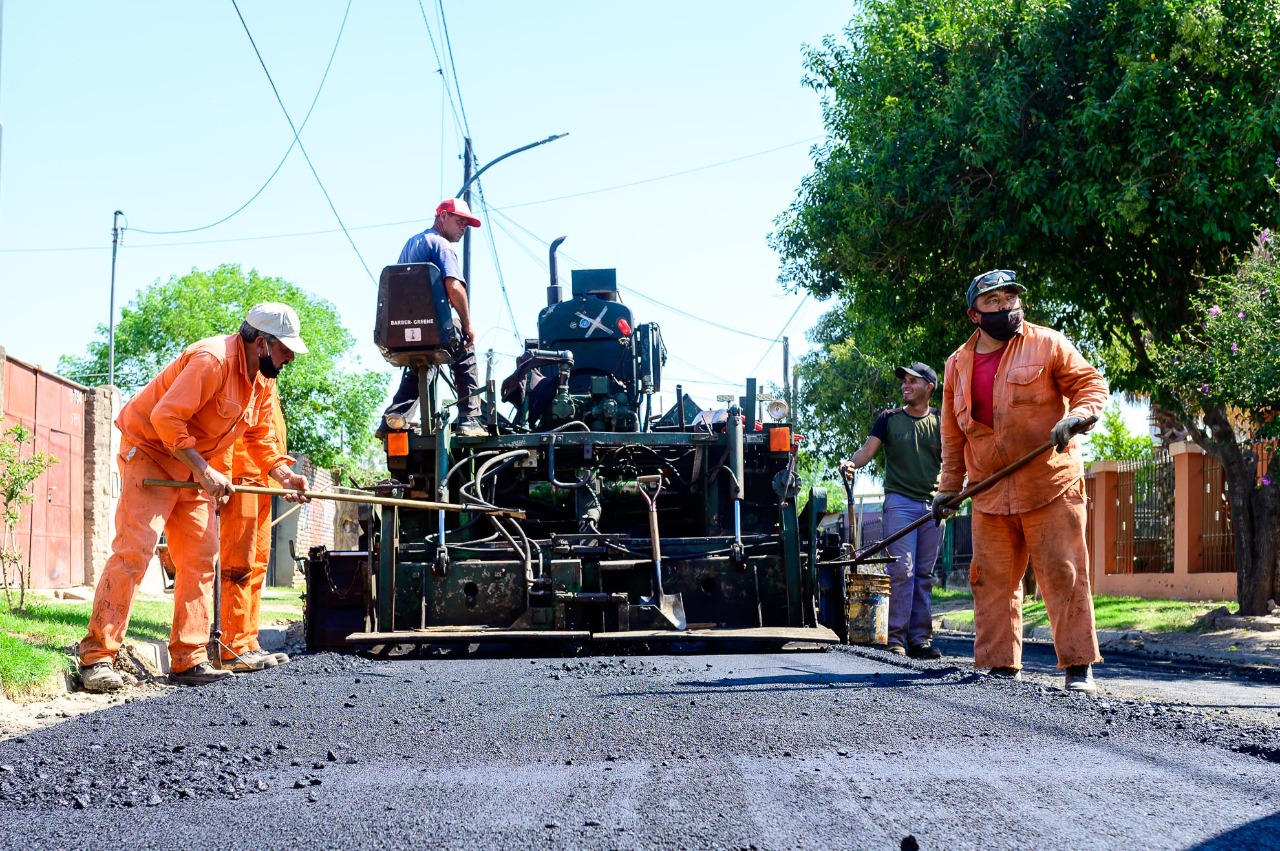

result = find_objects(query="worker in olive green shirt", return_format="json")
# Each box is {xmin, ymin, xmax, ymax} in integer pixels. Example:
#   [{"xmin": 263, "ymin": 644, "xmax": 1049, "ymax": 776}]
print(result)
[{"xmin": 841, "ymin": 363, "xmax": 944, "ymax": 658}]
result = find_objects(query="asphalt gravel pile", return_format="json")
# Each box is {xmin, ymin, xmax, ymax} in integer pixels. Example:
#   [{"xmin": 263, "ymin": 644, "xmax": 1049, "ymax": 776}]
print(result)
[{"xmin": 0, "ymin": 645, "xmax": 1277, "ymax": 849}]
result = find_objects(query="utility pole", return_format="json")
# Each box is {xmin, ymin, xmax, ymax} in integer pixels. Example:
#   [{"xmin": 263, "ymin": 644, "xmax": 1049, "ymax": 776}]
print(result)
[
  {"xmin": 109, "ymin": 210, "xmax": 123, "ymax": 387},
  {"xmin": 782, "ymin": 336, "xmax": 790, "ymax": 413}
]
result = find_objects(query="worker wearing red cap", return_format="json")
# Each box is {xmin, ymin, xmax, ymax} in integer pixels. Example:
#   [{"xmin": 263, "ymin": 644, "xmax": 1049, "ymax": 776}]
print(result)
[
  {"xmin": 382, "ymin": 197, "xmax": 486, "ymax": 437},
  {"xmin": 933, "ymin": 270, "xmax": 1108, "ymax": 694},
  {"xmin": 78, "ymin": 303, "xmax": 310, "ymax": 692}
]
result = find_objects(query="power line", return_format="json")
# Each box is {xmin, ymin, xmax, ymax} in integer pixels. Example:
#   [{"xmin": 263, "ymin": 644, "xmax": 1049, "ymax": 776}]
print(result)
[
  {"xmin": 230, "ymin": 0, "xmax": 374, "ymax": 283},
  {"xmin": 436, "ymin": 0, "xmax": 472, "ymax": 141},
  {"xmin": 474, "ymin": 178, "xmax": 522, "ymax": 346},
  {"xmin": 1, "ymin": 138, "xmax": 818, "ymax": 253},
  {"xmin": 498, "ymin": 136, "xmax": 820, "ymax": 210},
  {"xmin": 130, "ymin": 0, "xmax": 353, "ymax": 236},
  {"xmin": 748, "ymin": 294, "xmax": 810, "ymax": 377},
  {"xmin": 415, "ymin": 0, "xmax": 463, "ymax": 141},
  {"xmin": 485, "ymin": 205, "xmax": 781, "ymax": 342}
]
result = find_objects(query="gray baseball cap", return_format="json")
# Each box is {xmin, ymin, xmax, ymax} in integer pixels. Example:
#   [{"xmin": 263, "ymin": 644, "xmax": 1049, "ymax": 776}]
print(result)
[{"xmin": 967, "ymin": 269, "xmax": 1026, "ymax": 308}]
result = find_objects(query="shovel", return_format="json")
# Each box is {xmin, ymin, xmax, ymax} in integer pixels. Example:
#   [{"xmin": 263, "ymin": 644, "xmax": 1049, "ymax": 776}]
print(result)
[
  {"xmin": 847, "ymin": 415, "xmax": 1098, "ymax": 566},
  {"xmin": 636, "ymin": 474, "xmax": 687, "ymax": 630}
]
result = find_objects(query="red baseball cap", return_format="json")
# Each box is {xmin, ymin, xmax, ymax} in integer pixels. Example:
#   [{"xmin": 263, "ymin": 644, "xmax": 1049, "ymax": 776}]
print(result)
[{"xmin": 435, "ymin": 197, "xmax": 482, "ymax": 228}]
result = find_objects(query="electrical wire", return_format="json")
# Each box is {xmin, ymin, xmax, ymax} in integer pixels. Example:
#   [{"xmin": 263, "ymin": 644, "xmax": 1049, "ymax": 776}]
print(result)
[
  {"xmin": 436, "ymin": 0, "xmax": 473, "ymax": 140},
  {"xmin": 229, "ymin": 0, "xmax": 375, "ymax": 283},
  {"xmin": 485, "ymin": 205, "xmax": 779, "ymax": 342},
  {"xmin": 475, "ymin": 178, "xmax": 522, "ymax": 346},
  {"xmin": 129, "ymin": 0, "xmax": 353, "ymax": 236},
  {"xmin": 748, "ymin": 293, "xmax": 811, "ymax": 377},
  {"xmin": 415, "ymin": 0, "xmax": 464, "ymax": 142},
  {"xmin": 496, "ymin": 136, "xmax": 820, "ymax": 210},
  {"xmin": 1, "ymin": 139, "xmax": 823, "ymax": 254}
]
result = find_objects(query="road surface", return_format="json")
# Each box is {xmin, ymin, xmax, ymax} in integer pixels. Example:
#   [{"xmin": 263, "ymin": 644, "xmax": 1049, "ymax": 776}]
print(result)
[{"xmin": 0, "ymin": 645, "xmax": 1276, "ymax": 849}]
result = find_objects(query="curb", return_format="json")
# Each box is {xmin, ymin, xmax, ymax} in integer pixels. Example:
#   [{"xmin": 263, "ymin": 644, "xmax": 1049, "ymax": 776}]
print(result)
[{"xmin": 935, "ymin": 622, "xmax": 1280, "ymax": 673}]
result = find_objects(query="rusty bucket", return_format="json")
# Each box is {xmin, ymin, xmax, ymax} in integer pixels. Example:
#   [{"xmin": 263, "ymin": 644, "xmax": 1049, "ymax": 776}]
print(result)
[{"xmin": 845, "ymin": 569, "xmax": 890, "ymax": 646}]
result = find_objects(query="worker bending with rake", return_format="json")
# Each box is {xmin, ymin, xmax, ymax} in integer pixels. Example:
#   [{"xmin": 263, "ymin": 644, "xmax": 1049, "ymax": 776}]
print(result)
[
  {"xmin": 933, "ymin": 271, "xmax": 1108, "ymax": 694},
  {"xmin": 79, "ymin": 303, "xmax": 310, "ymax": 692},
  {"xmin": 215, "ymin": 383, "xmax": 292, "ymax": 672}
]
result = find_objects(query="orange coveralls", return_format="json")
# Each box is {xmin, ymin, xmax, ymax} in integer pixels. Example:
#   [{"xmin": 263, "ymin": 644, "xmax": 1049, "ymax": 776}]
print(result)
[
  {"xmin": 218, "ymin": 390, "xmax": 289, "ymax": 661},
  {"xmin": 80, "ymin": 334, "xmax": 288, "ymax": 673},
  {"xmin": 939, "ymin": 321, "xmax": 1109, "ymax": 670}
]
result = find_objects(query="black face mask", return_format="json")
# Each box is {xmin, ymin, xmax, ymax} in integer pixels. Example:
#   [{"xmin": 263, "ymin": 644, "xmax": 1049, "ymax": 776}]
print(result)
[
  {"xmin": 975, "ymin": 307, "xmax": 1024, "ymax": 342},
  {"xmin": 257, "ymin": 342, "xmax": 282, "ymax": 379}
]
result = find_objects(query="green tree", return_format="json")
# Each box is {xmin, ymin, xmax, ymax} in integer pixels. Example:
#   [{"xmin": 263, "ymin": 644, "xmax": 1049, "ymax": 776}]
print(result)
[
  {"xmin": 58, "ymin": 264, "xmax": 388, "ymax": 471},
  {"xmin": 775, "ymin": 0, "xmax": 1280, "ymax": 612},
  {"xmin": 1086, "ymin": 403, "xmax": 1156, "ymax": 462},
  {"xmin": 1153, "ymin": 235, "xmax": 1280, "ymax": 612},
  {"xmin": 0, "ymin": 424, "xmax": 57, "ymax": 611}
]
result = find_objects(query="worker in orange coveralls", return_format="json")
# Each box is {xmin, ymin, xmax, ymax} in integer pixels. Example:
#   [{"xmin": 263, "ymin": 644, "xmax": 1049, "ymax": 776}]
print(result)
[
  {"xmin": 932, "ymin": 270, "xmax": 1108, "ymax": 694},
  {"xmin": 78, "ymin": 303, "xmax": 310, "ymax": 691},
  {"xmin": 216, "ymin": 385, "xmax": 292, "ymax": 672}
]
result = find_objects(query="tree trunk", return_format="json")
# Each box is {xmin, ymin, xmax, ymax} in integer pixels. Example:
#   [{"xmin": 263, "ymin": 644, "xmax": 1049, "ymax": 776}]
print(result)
[{"xmin": 1198, "ymin": 405, "xmax": 1278, "ymax": 616}]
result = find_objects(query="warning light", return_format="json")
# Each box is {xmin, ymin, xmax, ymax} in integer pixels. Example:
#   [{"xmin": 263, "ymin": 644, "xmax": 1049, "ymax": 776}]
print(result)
[
  {"xmin": 617, "ymin": 318, "xmax": 632, "ymax": 335},
  {"xmin": 387, "ymin": 432, "xmax": 410, "ymax": 457}
]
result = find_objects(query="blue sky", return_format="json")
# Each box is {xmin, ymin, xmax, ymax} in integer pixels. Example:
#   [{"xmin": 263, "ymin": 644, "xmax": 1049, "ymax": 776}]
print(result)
[{"xmin": 0, "ymin": 1, "xmax": 852, "ymax": 412}]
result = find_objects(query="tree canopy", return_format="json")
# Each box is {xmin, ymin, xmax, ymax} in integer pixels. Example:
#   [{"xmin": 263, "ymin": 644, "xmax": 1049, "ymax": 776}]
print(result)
[
  {"xmin": 775, "ymin": 0, "xmax": 1280, "ymax": 398},
  {"xmin": 58, "ymin": 264, "xmax": 388, "ymax": 471}
]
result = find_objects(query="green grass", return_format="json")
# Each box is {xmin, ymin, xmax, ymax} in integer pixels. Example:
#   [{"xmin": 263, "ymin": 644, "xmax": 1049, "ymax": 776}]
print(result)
[
  {"xmin": 930, "ymin": 589, "xmax": 1233, "ymax": 635},
  {"xmin": 0, "ymin": 586, "xmax": 303, "ymax": 699}
]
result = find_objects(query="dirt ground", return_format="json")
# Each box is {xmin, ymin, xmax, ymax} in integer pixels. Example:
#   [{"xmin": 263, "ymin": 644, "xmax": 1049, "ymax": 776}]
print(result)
[{"xmin": 0, "ymin": 645, "xmax": 173, "ymax": 739}]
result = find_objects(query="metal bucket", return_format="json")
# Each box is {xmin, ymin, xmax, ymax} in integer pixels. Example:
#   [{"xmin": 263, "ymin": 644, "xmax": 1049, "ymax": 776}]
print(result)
[{"xmin": 845, "ymin": 570, "xmax": 890, "ymax": 646}]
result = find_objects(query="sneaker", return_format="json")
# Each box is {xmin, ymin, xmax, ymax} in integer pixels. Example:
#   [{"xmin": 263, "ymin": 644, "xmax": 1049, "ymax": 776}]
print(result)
[
  {"xmin": 987, "ymin": 666, "xmax": 1023, "ymax": 681},
  {"xmin": 453, "ymin": 418, "xmax": 487, "ymax": 438},
  {"xmin": 885, "ymin": 643, "xmax": 907, "ymax": 656},
  {"xmin": 80, "ymin": 662, "xmax": 124, "ymax": 694},
  {"xmin": 1064, "ymin": 664, "xmax": 1097, "ymax": 695},
  {"xmin": 171, "ymin": 661, "xmax": 234, "ymax": 687},
  {"xmin": 218, "ymin": 650, "xmax": 278, "ymax": 673},
  {"xmin": 908, "ymin": 641, "xmax": 943, "ymax": 660}
]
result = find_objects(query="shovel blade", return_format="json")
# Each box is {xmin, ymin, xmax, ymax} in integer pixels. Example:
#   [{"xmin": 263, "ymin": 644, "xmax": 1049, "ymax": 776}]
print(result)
[{"xmin": 639, "ymin": 592, "xmax": 687, "ymax": 631}]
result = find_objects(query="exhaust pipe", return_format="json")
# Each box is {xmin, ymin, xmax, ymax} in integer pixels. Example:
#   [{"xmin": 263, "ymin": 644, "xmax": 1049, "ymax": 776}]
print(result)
[{"xmin": 548, "ymin": 236, "xmax": 566, "ymax": 305}]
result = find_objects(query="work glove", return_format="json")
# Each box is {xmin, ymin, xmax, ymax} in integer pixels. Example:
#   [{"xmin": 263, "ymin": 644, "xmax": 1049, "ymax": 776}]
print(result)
[
  {"xmin": 931, "ymin": 492, "xmax": 959, "ymax": 525},
  {"xmin": 1051, "ymin": 416, "xmax": 1085, "ymax": 452}
]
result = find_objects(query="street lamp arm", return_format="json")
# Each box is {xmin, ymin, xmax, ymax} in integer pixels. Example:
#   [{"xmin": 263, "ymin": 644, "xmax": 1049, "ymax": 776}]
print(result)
[{"xmin": 455, "ymin": 133, "xmax": 568, "ymax": 198}]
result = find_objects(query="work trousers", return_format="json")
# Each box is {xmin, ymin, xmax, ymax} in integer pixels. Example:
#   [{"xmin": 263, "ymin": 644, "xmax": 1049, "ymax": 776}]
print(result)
[
  {"xmin": 388, "ymin": 342, "xmax": 480, "ymax": 420},
  {"xmin": 882, "ymin": 492, "xmax": 942, "ymax": 649},
  {"xmin": 80, "ymin": 449, "xmax": 218, "ymax": 672},
  {"xmin": 218, "ymin": 488, "xmax": 272, "ymax": 659},
  {"xmin": 970, "ymin": 484, "xmax": 1101, "ymax": 670}
]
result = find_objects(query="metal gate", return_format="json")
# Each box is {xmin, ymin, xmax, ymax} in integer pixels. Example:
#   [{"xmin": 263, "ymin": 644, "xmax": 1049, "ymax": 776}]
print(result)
[{"xmin": 2, "ymin": 356, "xmax": 86, "ymax": 588}]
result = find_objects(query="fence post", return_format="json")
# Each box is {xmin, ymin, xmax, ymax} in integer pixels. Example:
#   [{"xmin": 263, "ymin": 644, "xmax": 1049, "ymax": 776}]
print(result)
[
  {"xmin": 1086, "ymin": 461, "xmax": 1120, "ymax": 595},
  {"xmin": 1169, "ymin": 440, "xmax": 1205, "ymax": 576}
]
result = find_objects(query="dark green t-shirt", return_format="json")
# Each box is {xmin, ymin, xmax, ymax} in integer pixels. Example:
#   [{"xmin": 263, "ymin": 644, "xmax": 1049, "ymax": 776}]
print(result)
[{"xmin": 869, "ymin": 406, "xmax": 942, "ymax": 503}]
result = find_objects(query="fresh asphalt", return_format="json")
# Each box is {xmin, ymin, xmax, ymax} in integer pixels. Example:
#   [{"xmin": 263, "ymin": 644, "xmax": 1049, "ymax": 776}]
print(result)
[{"xmin": 1, "ymin": 643, "xmax": 1277, "ymax": 850}]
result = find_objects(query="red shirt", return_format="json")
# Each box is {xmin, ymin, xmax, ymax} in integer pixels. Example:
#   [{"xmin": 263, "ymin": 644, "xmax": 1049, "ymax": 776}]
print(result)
[{"xmin": 970, "ymin": 347, "xmax": 1006, "ymax": 427}]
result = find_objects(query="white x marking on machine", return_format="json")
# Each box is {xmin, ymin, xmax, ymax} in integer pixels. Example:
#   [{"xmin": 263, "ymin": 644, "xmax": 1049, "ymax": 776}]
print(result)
[{"xmin": 575, "ymin": 307, "xmax": 614, "ymax": 338}]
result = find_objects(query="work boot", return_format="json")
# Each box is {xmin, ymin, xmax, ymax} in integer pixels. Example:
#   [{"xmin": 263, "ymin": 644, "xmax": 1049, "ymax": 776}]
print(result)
[
  {"xmin": 908, "ymin": 641, "xmax": 943, "ymax": 660},
  {"xmin": 453, "ymin": 417, "xmax": 487, "ymax": 438},
  {"xmin": 171, "ymin": 661, "xmax": 234, "ymax": 687},
  {"xmin": 267, "ymin": 650, "xmax": 291, "ymax": 666},
  {"xmin": 1064, "ymin": 664, "xmax": 1097, "ymax": 695},
  {"xmin": 218, "ymin": 650, "xmax": 278, "ymax": 673},
  {"xmin": 986, "ymin": 666, "xmax": 1022, "ymax": 681},
  {"xmin": 79, "ymin": 662, "xmax": 124, "ymax": 694},
  {"xmin": 885, "ymin": 643, "xmax": 907, "ymax": 656}
]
